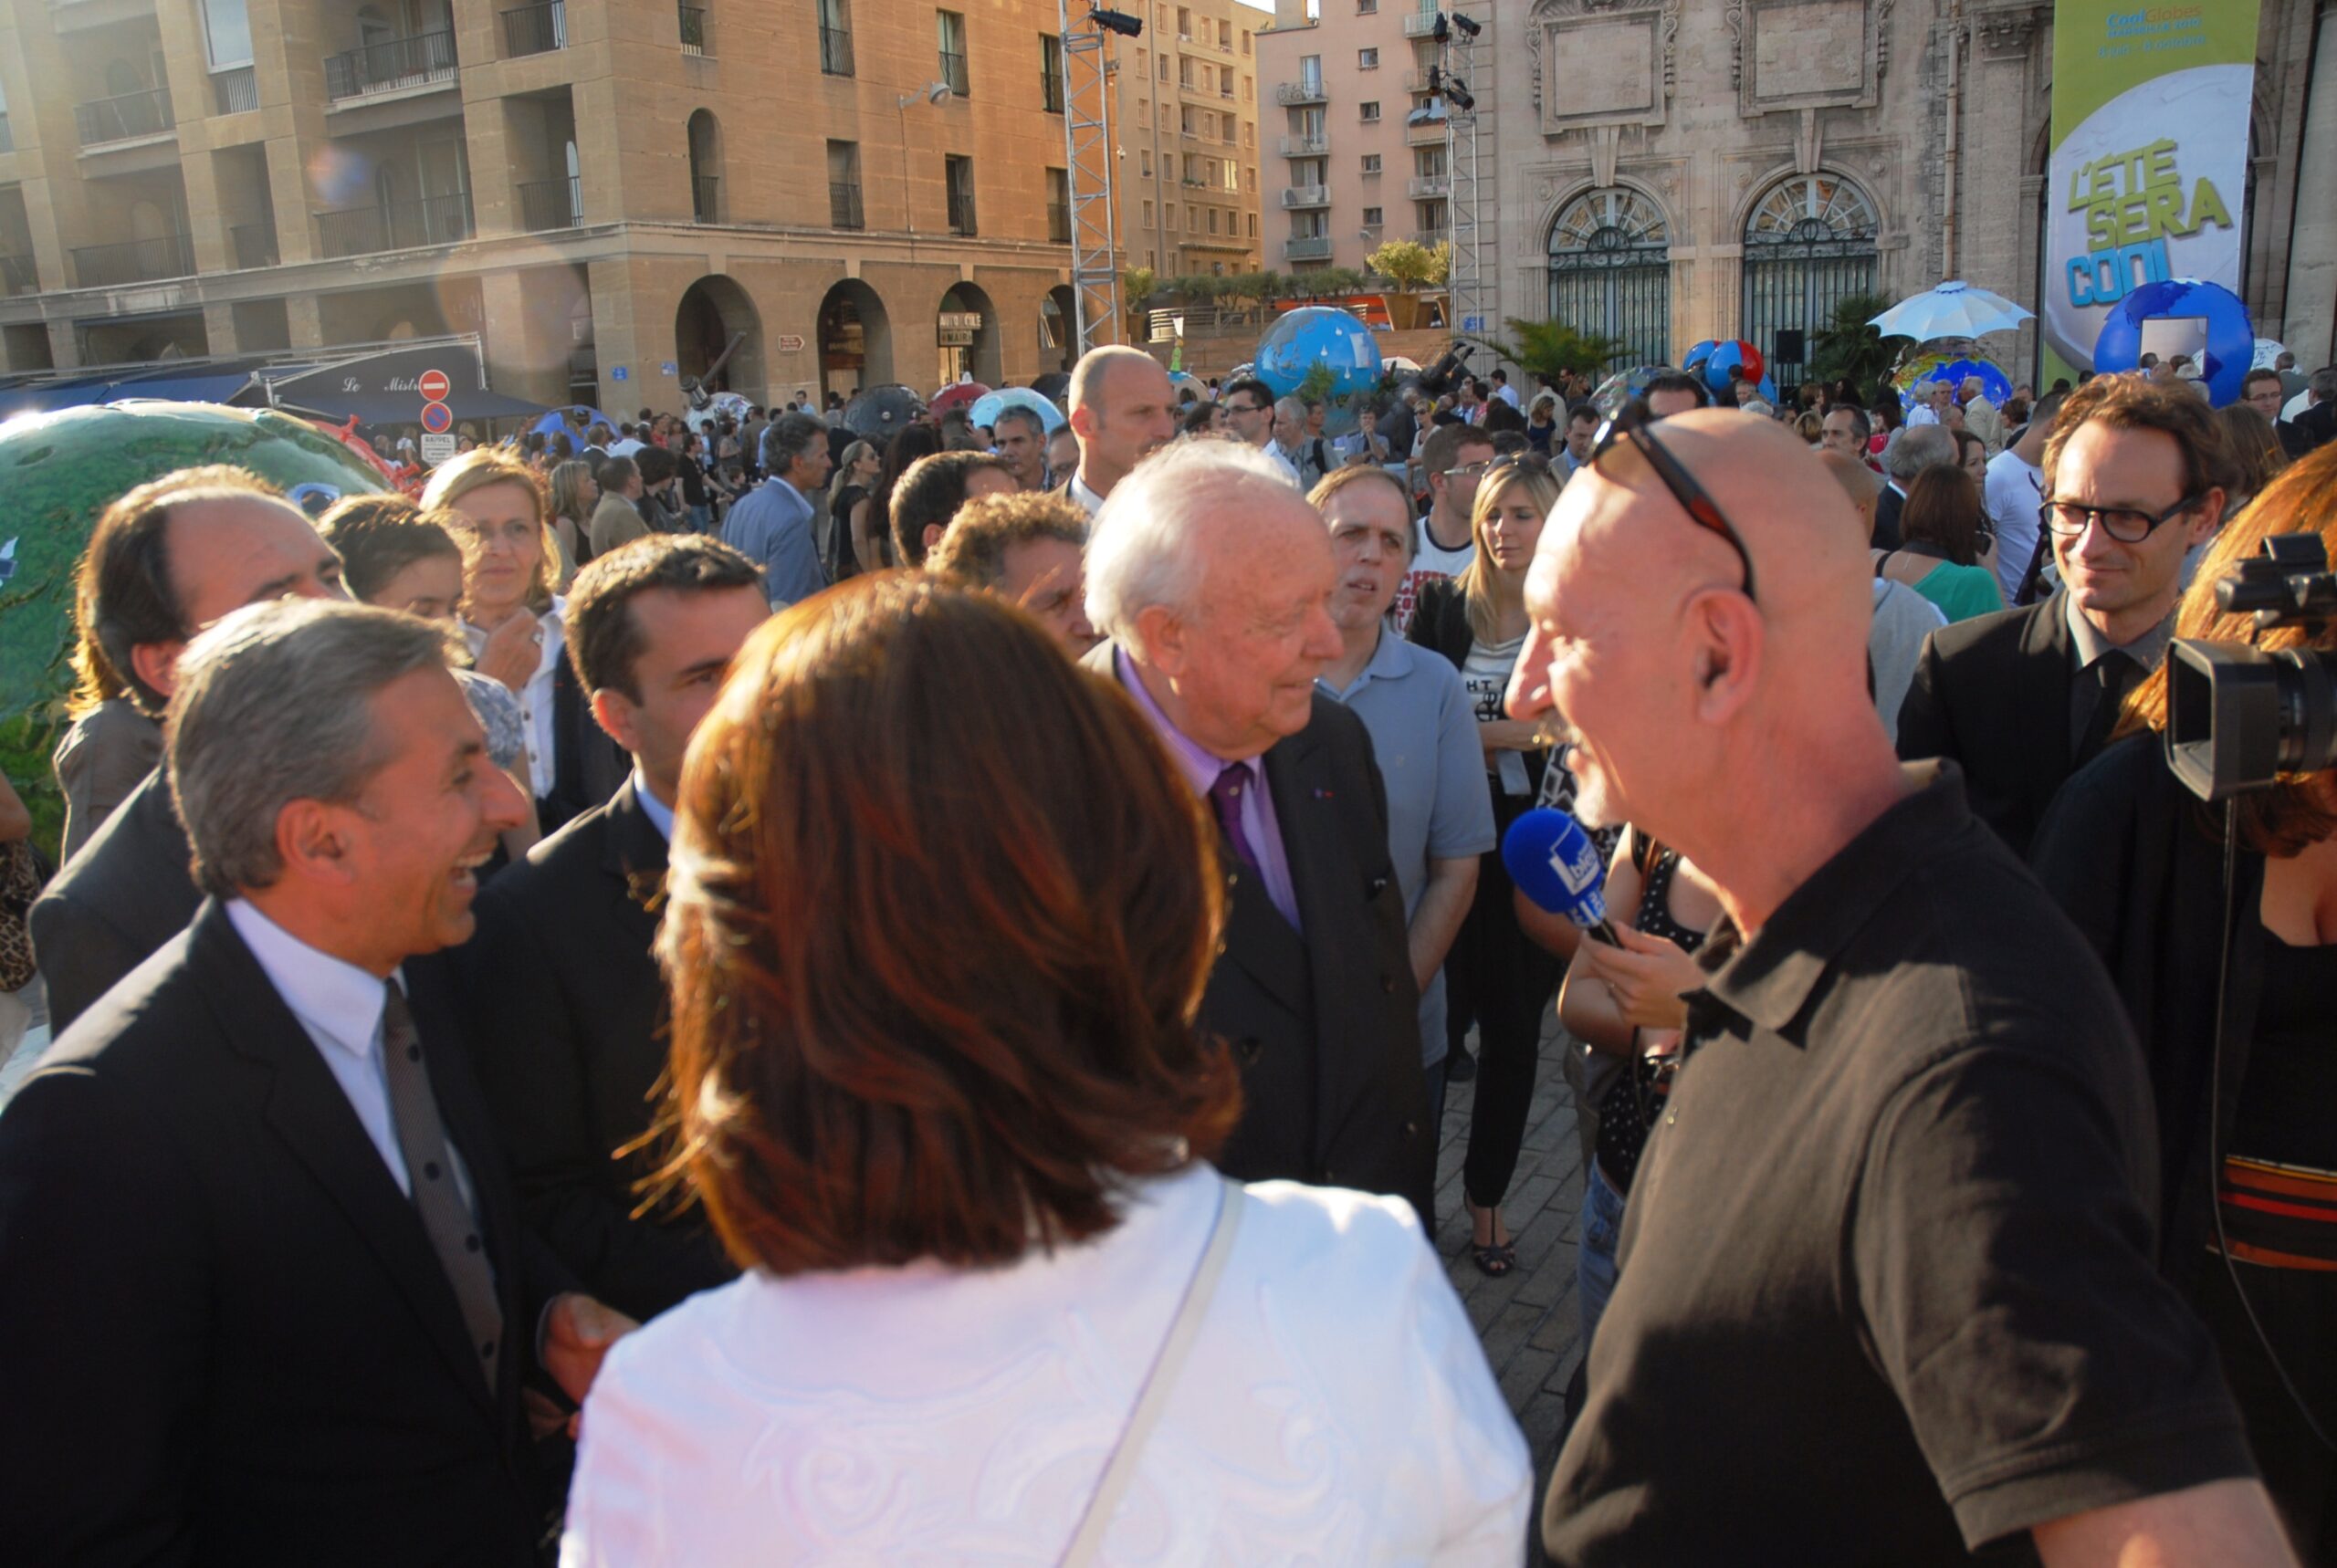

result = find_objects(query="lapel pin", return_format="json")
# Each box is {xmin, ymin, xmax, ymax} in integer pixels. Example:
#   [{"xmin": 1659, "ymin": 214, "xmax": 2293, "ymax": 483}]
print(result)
[{"xmin": 1313, "ymin": 788, "xmax": 1336, "ymax": 800}]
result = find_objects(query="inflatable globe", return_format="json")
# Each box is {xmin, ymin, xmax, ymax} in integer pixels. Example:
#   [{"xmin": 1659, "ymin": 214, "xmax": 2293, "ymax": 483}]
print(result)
[
  {"xmin": 0, "ymin": 401, "xmax": 393, "ymax": 853},
  {"xmin": 1893, "ymin": 352, "xmax": 2015, "ymax": 416},
  {"xmin": 1255, "ymin": 307, "xmax": 1383, "ymax": 434},
  {"xmin": 1684, "ymin": 339, "xmax": 1765, "ymax": 398},
  {"xmin": 1590, "ymin": 365, "xmax": 1676, "ymax": 420},
  {"xmin": 2091, "ymin": 279, "xmax": 2255, "ymax": 407},
  {"xmin": 968, "ymin": 386, "xmax": 1065, "ymax": 434}
]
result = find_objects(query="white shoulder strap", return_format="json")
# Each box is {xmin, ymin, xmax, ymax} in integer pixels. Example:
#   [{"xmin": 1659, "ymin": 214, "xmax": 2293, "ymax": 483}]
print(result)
[{"xmin": 1058, "ymin": 1175, "xmax": 1246, "ymax": 1568}]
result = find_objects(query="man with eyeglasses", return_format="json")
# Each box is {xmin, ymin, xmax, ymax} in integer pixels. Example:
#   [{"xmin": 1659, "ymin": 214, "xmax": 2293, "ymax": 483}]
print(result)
[
  {"xmin": 1897, "ymin": 375, "xmax": 2236, "ymax": 859},
  {"xmin": 1219, "ymin": 376, "xmax": 1299, "ymax": 486},
  {"xmin": 1392, "ymin": 423, "xmax": 1495, "ymax": 636},
  {"xmin": 1522, "ymin": 409, "xmax": 2285, "ymax": 1568}
]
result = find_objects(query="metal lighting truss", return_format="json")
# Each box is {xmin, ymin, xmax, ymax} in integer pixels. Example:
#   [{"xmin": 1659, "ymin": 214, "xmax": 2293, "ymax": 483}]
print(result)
[
  {"xmin": 1441, "ymin": 11, "xmax": 1490, "ymax": 344},
  {"xmin": 1059, "ymin": 3, "xmax": 1125, "ymax": 351}
]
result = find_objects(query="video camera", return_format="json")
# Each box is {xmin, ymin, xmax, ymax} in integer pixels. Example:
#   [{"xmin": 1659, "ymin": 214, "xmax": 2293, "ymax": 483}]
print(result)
[{"xmin": 2165, "ymin": 532, "xmax": 2337, "ymax": 800}]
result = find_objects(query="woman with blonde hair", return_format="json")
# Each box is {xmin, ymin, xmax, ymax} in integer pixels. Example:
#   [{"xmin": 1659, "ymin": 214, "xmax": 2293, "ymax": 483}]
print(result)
[
  {"xmin": 560, "ymin": 576, "xmax": 1530, "ymax": 1564},
  {"xmin": 2034, "ymin": 441, "xmax": 2337, "ymax": 1551},
  {"xmin": 547, "ymin": 459, "xmax": 599, "ymax": 576},
  {"xmin": 1406, "ymin": 454, "xmax": 1567, "ymax": 1276},
  {"xmin": 424, "ymin": 448, "xmax": 621, "ymax": 833}
]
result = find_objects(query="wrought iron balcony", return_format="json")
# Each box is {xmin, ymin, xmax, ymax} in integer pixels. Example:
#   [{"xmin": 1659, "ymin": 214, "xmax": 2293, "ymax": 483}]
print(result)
[
  {"xmin": 314, "ymin": 192, "xmax": 474, "ymax": 257},
  {"xmin": 212, "ymin": 67, "xmax": 258, "ymax": 114},
  {"xmin": 692, "ymin": 174, "xmax": 719, "ymax": 223},
  {"xmin": 678, "ymin": 5, "xmax": 707, "ymax": 54},
  {"xmin": 1281, "ymin": 184, "xmax": 1328, "ymax": 208},
  {"xmin": 70, "ymin": 232, "xmax": 194, "ymax": 287},
  {"xmin": 324, "ymin": 30, "xmax": 457, "ymax": 100},
  {"xmin": 1274, "ymin": 79, "xmax": 1326, "ymax": 105},
  {"xmin": 502, "ymin": 0, "xmax": 566, "ymax": 57},
  {"xmin": 230, "ymin": 222, "xmax": 278, "ymax": 268},
  {"xmin": 939, "ymin": 48, "xmax": 969, "ymax": 96},
  {"xmin": 829, "ymin": 181, "xmax": 864, "ymax": 229},
  {"xmin": 821, "ymin": 25, "xmax": 854, "ymax": 75},
  {"xmin": 519, "ymin": 176, "xmax": 582, "ymax": 231},
  {"xmin": 75, "ymin": 87, "xmax": 174, "ymax": 148}
]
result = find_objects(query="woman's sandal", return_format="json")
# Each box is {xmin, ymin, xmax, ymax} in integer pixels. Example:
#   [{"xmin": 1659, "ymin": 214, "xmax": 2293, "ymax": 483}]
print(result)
[{"xmin": 1465, "ymin": 1200, "xmax": 1516, "ymax": 1277}]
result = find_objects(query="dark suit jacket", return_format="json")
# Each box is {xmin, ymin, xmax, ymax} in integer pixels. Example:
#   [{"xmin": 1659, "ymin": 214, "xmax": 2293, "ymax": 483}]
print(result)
[
  {"xmin": 28, "ymin": 764, "xmax": 202, "ymax": 1035},
  {"xmin": 0, "ymin": 901, "xmax": 566, "ymax": 1567},
  {"xmin": 1085, "ymin": 643, "xmax": 1434, "ymax": 1220},
  {"xmin": 454, "ymin": 778, "xmax": 734, "ymax": 1322},
  {"xmin": 539, "ymin": 656, "xmax": 629, "ymax": 837},
  {"xmin": 2279, "ymin": 401, "xmax": 2332, "ymax": 459},
  {"xmin": 1873, "ymin": 481, "xmax": 1905, "ymax": 550},
  {"xmin": 1895, "ymin": 593, "xmax": 2093, "ymax": 861}
]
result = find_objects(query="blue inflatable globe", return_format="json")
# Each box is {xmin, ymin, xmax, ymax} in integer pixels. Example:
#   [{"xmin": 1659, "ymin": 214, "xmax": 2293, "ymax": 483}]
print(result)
[
  {"xmin": 1254, "ymin": 308, "xmax": 1383, "ymax": 433},
  {"xmin": 2091, "ymin": 279, "xmax": 2255, "ymax": 407}
]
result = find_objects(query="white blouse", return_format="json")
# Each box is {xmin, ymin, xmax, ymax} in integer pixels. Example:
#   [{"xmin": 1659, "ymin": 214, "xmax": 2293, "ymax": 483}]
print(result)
[
  {"xmin": 561, "ymin": 1164, "xmax": 1532, "ymax": 1566},
  {"xmin": 461, "ymin": 598, "xmax": 565, "ymax": 800}
]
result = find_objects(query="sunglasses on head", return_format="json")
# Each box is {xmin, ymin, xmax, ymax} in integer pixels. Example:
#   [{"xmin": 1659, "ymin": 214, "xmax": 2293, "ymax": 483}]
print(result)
[{"xmin": 1589, "ymin": 413, "xmax": 1758, "ymax": 603}]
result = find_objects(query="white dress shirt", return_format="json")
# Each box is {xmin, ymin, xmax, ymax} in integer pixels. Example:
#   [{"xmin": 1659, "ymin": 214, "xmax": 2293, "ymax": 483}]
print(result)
[
  {"xmin": 1068, "ymin": 471, "xmax": 1108, "ymax": 518},
  {"xmin": 561, "ymin": 1164, "xmax": 1530, "ymax": 1566},
  {"xmin": 223, "ymin": 899, "xmax": 475, "ymax": 1207},
  {"xmin": 463, "ymin": 598, "xmax": 566, "ymax": 800},
  {"xmin": 631, "ymin": 768, "xmax": 676, "ymax": 841}
]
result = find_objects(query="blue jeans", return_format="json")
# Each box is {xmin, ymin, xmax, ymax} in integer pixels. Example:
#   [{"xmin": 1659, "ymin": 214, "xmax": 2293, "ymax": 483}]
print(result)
[{"xmin": 1577, "ymin": 1158, "xmax": 1627, "ymax": 1350}]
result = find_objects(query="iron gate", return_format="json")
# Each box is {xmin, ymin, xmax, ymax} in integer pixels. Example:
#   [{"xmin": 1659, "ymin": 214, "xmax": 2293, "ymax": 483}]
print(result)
[
  {"xmin": 1546, "ymin": 188, "xmax": 1669, "ymax": 371},
  {"xmin": 1741, "ymin": 173, "xmax": 1877, "ymax": 400}
]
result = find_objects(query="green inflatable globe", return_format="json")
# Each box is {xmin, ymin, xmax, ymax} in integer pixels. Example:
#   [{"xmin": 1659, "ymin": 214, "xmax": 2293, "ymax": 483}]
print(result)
[{"xmin": 0, "ymin": 401, "xmax": 391, "ymax": 856}]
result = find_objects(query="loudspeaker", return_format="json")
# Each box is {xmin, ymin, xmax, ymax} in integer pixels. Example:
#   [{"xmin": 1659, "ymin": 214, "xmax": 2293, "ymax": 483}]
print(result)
[{"xmin": 1773, "ymin": 329, "xmax": 1806, "ymax": 362}]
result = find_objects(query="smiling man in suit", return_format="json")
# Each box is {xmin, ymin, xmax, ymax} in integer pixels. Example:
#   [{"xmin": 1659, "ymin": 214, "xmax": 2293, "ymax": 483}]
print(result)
[
  {"xmin": 455, "ymin": 534, "xmax": 769, "ymax": 1322},
  {"xmin": 0, "ymin": 599, "xmax": 633, "ymax": 1565},
  {"xmin": 1082, "ymin": 440, "xmax": 1434, "ymax": 1223}
]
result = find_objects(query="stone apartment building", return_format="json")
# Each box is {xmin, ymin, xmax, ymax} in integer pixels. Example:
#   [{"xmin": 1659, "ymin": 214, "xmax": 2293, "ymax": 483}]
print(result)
[
  {"xmin": 0, "ymin": 0, "xmax": 1098, "ymax": 408},
  {"xmin": 1113, "ymin": 0, "xmax": 1263, "ymax": 280},
  {"xmin": 1262, "ymin": 0, "xmax": 2333, "ymax": 393}
]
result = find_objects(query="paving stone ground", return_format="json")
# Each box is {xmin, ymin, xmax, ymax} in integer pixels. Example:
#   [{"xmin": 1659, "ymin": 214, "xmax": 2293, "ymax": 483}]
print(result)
[{"xmin": 1434, "ymin": 1010, "xmax": 1584, "ymax": 1564}]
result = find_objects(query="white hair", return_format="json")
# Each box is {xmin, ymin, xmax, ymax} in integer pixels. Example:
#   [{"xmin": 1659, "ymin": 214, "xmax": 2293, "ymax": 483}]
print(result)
[{"xmin": 1085, "ymin": 439, "xmax": 1304, "ymax": 640}]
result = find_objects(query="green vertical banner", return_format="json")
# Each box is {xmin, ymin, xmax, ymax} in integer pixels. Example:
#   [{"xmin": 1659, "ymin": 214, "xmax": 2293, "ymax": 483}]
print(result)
[{"xmin": 2043, "ymin": 1, "xmax": 2258, "ymax": 382}]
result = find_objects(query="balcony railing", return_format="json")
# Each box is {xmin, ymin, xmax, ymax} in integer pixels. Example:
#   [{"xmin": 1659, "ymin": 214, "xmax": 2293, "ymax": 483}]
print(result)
[
  {"xmin": 1404, "ymin": 68, "xmax": 1435, "ymax": 93},
  {"xmin": 230, "ymin": 221, "xmax": 278, "ymax": 268},
  {"xmin": 324, "ymin": 30, "xmax": 457, "ymax": 100},
  {"xmin": 1405, "ymin": 114, "xmax": 1449, "ymax": 144},
  {"xmin": 1042, "ymin": 68, "xmax": 1064, "ymax": 112},
  {"xmin": 678, "ymin": 5, "xmax": 707, "ymax": 54},
  {"xmin": 1274, "ymin": 79, "xmax": 1326, "ymax": 105},
  {"xmin": 939, "ymin": 48, "xmax": 968, "ymax": 96},
  {"xmin": 1284, "ymin": 235, "xmax": 1332, "ymax": 262},
  {"xmin": 829, "ymin": 181, "xmax": 864, "ymax": 229},
  {"xmin": 1, "ymin": 255, "xmax": 37, "ymax": 295},
  {"xmin": 314, "ymin": 192, "xmax": 474, "ymax": 257},
  {"xmin": 1278, "ymin": 132, "xmax": 1326, "ymax": 156},
  {"xmin": 212, "ymin": 66, "xmax": 258, "ymax": 114},
  {"xmin": 1281, "ymin": 184, "xmax": 1328, "ymax": 208},
  {"xmin": 1408, "ymin": 173, "xmax": 1448, "ymax": 198},
  {"xmin": 1401, "ymin": 11, "xmax": 1441, "ymax": 36},
  {"xmin": 821, "ymin": 25, "xmax": 854, "ymax": 75},
  {"xmin": 1408, "ymin": 227, "xmax": 1445, "ymax": 248},
  {"xmin": 75, "ymin": 87, "xmax": 174, "ymax": 148},
  {"xmin": 519, "ymin": 175, "xmax": 582, "ymax": 231},
  {"xmin": 947, "ymin": 187, "xmax": 976, "ymax": 236},
  {"xmin": 70, "ymin": 232, "xmax": 194, "ymax": 287},
  {"xmin": 502, "ymin": 0, "xmax": 566, "ymax": 56},
  {"xmin": 692, "ymin": 174, "xmax": 718, "ymax": 222},
  {"xmin": 1047, "ymin": 202, "xmax": 1070, "ymax": 243}
]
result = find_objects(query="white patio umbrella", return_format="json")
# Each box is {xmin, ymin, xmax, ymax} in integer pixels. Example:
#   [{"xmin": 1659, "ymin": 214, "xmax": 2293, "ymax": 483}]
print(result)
[{"xmin": 1869, "ymin": 281, "xmax": 2034, "ymax": 341}]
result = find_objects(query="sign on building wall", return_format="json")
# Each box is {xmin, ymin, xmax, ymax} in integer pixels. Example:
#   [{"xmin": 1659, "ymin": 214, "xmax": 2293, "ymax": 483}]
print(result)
[{"xmin": 2044, "ymin": 2, "xmax": 2258, "ymax": 381}]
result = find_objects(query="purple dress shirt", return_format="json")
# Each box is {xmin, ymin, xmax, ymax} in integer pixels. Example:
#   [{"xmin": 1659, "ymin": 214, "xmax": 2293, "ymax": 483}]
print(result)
[{"xmin": 1115, "ymin": 649, "xmax": 1303, "ymax": 930}]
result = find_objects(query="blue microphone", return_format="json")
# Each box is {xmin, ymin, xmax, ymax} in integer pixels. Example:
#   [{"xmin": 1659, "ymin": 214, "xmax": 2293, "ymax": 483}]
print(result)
[{"xmin": 1503, "ymin": 808, "xmax": 1622, "ymax": 946}]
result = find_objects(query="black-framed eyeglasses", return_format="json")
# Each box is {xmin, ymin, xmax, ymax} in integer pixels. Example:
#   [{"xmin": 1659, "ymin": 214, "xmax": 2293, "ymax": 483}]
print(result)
[
  {"xmin": 1222, "ymin": 398, "xmax": 1267, "ymax": 415},
  {"xmin": 1590, "ymin": 414, "xmax": 1758, "ymax": 602},
  {"xmin": 2038, "ymin": 493, "xmax": 2206, "ymax": 546}
]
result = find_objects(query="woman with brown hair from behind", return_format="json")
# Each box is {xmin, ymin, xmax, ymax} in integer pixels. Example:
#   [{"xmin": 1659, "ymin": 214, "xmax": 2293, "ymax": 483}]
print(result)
[{"xmin": 561, "ymin": 576, "xmax": 1531, "ymax": 1566}]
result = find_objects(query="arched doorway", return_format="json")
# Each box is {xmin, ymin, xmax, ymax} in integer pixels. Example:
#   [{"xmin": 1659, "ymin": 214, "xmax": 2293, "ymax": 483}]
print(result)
[
  {"xmin": 1039, "ymin": 285, "xmax": 1077, "ymax": 372},
  {"xmin": 816, "ymin": 278, "xmax": 892, "ymax": 402},
  {"xmin": 937, "ymin": 281, "xmax": 1001, "ymax": 387},
  {"xmin": 1741, "ymin": 172, "xmax": 1878, "ymax": 399},
  {"xmin": 674, "ymin": 275, "xmax": 764, "ymax": 398},
  {"xmin": 686, "ymin": 110, "xmax": 721, "ymax": 224},
  {"xmin": 1546, "ymin": 186, "xmax": 1670, "ymax": 371}
]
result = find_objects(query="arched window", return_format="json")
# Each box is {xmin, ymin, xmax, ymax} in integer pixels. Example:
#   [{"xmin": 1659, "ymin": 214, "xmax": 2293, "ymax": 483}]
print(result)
[
  {"xmin": 687, "ymin": 110, "xmax": 721, "ymax": 223},
  {"xmin": 1740, "ymin": 172, "xmax": 1877, "ymax": 394},
  {"xmin": 1546, "ymin": 186, "xmax": 1669, "ymax": 371}
]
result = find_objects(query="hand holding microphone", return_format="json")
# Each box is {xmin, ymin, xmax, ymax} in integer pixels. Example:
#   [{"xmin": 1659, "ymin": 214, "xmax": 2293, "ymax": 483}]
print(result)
[{"xmin": 1502, "ymin": 808, "xmax": 1622, "ymax": 946}]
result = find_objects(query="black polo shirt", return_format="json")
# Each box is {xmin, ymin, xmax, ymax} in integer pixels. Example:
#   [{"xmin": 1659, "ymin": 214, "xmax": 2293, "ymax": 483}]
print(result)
[{"xmin": 1542, "ymin": 764, "xmax": 2253, "ymax": 1565}]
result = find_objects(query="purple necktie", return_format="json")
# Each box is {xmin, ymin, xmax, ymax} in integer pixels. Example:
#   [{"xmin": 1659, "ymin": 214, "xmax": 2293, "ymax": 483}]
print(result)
[{"xmin": 1210, "ymin": 762, "xmax": 1261, "ymax": 873}]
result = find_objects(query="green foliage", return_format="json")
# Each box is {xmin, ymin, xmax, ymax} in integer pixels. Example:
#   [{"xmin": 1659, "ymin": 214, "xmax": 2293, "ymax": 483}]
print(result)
[
  {"xmin": 1473, "ymin": 317, "xmax": 1629, "ymax": 381},
  {"xmin": 1295, "ymin": 362, "xmax": 1339, "ymax": 405},
  {"xmin": 1122, "ymin": 267, "xmax": 1159, "ymax": 309},
  {"xmin": 1284, "ymin": 267, "xmax": 1369, "ymax": 300},
  {"xmin": 1807, "ymin": 292, "xmax": 1906, "ymax": 392},
  {"xmin": 1367, "ymin": 238, "xmax": 1449, "ymax": 291}
]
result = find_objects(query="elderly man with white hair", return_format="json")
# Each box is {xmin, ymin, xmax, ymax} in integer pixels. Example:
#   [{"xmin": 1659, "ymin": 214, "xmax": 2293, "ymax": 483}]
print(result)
[
  {"xmin": 1081, "ymin": 440, "xmax": 1437, "ymax": 1223},
  {"xmin": 1960, "ymin": 375, "xmax": 2007, "ymax": 454}
]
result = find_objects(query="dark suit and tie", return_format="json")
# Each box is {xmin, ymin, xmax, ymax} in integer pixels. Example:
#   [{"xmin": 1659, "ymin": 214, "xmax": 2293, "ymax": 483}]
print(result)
[
  {"xmin": 1873, "ymin": 479, "xmax": 1906, "ymax": 550},
  {"xmin": 455, "ymin": 777, "xmax": 735, "ymax": 1322},
  {"xmin": 0, "ymin": 901, "xmax": 570, "ymax": 1566},
  {"xmin": 1895, "ymin": 592, "xmax": 2161, "ymax": 861},
  {"xmin": 28, "ymin": 764, "xmax": 203, "ymax": 1035},
  {"xmin": 1085, "ymin": 643, "xmax": 1435, "ymax": 1221}
]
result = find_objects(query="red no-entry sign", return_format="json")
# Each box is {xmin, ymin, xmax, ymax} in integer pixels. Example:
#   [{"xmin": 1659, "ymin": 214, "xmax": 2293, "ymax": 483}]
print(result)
[{"xmin": 418, "ymin": 369, "xmax": 451, "ymax": 402}]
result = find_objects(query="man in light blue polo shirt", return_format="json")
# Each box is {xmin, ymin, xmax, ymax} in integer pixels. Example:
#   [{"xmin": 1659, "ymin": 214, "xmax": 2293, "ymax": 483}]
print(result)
[{"xmin": 1310, "ymin": 465, "xmax": 1494, "ymax": 1130}]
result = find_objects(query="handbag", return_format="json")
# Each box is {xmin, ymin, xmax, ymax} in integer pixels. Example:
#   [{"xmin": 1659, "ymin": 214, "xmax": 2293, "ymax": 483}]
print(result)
[
  {"xmin": 1056, "ymin": 1175, "xmax": 1246, "ymax": 1568},
  {"xmin": 0, "ymin": 838, "xmax": 52, "ymax": 993}
]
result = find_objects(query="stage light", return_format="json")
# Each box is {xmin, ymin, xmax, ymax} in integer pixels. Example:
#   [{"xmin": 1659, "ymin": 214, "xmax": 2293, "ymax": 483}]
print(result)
[
  {"xmin": 1431, "ymin": 14, "xmax": 1449, "ymax": 42},
  {"xmin": 1089, "ymin": 6, "xmax": 1144, "ymax": 37},
  {"xmin": 1451, "ymin": 11, "xmax": 1480, "ymax": 37}
]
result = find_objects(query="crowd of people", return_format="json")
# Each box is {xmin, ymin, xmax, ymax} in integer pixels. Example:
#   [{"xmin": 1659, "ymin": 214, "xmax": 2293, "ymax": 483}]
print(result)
[{"xmin": 1, "ymin": 329, "xmax": 2335, "ymax": 1566}]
